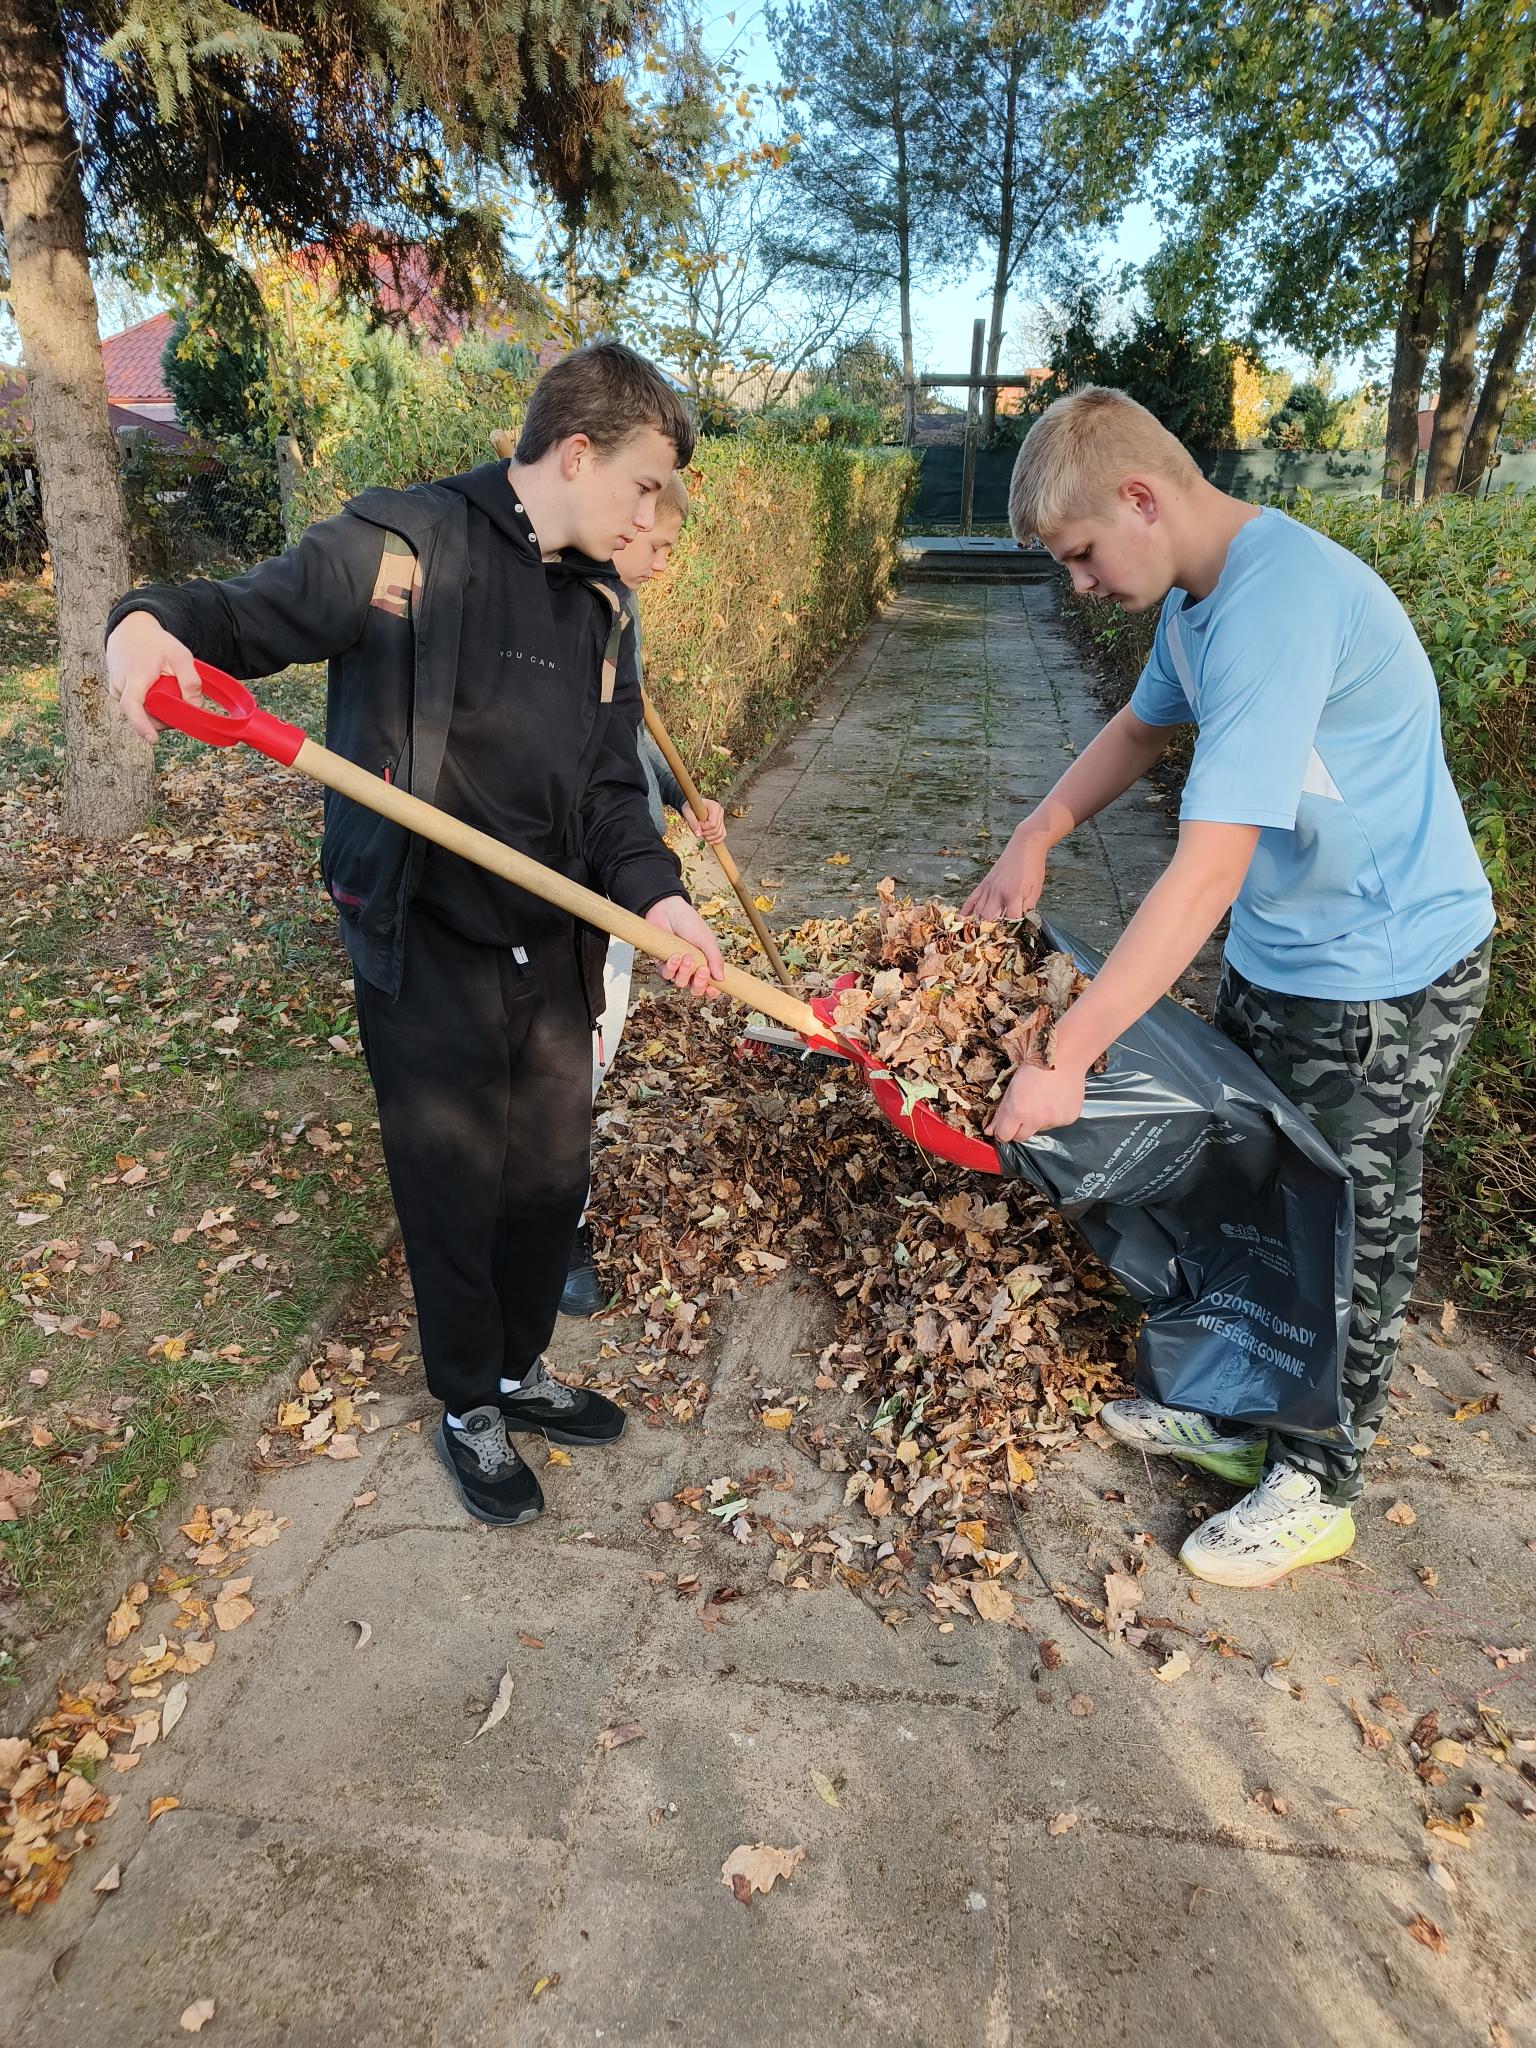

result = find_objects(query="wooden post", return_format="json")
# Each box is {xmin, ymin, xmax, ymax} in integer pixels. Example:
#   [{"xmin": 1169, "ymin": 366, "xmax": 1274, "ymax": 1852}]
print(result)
[{"xmin": 959, "ymin": 318, "xmax": 985, "ymax": 536}]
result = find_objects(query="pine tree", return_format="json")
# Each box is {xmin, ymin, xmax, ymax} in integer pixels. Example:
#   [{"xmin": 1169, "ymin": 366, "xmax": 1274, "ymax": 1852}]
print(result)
[{"xmin": 0, "ymin": 0, "xmax": 704, "ymax": 840}]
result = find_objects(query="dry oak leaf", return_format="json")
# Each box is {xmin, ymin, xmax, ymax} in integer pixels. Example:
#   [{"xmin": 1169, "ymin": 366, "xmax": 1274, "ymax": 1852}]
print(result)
[
  {"xmin": 721, "ymin": 1842, "xmax": 805, "ymax": 1902},
  {"xmin": 970, "ymin": 1580, "xmax": 1015, "ymax": 1624},
  {"xmin": 1046, "ymin": 1812, "xmax": 1079, "ymax": 1837},
  {"xmin": 0, "ymin": 1465, "xmax": 42, "ymax": 1521},
  {"xmin": 180, "ymin": 1998, "xmax": 216, "ymax": 2033},
  {"xmin": 1384, "ymin": 1501, "xmax": 1417, "ymax": 1527}
]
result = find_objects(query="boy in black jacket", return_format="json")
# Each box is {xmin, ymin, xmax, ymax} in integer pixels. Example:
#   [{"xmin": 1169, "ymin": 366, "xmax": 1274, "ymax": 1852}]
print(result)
[{"xmin": 105, "ymin": 343, "xmax": 724, "ymax": 1528}]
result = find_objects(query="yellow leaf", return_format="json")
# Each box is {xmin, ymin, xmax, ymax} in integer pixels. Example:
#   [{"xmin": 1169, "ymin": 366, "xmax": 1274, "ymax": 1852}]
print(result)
[
  {"xmin": 546, "ymin": 1447, "xmax": 573, "ymax": 1467},
  {"xmin": 825, "ymin": 852, "xmax": 851, "ymax": 865},
  {"xmin": 760, "ymin": 1407, "xmax": 793, "ymax": 1430},
  {"xmin": 970, "ymin": 1580, "xmax": 1015, "ymax": 1623},
  {"xmin": 1006, "ymin": 1445, "xmax": 1034, "ymax": 1486},
  {"xmin": 148, "ymin": 1796, "xmax": 180, "ymax": 1823},
  {"xmin": 161, "ymin": 1337, "xmax": 187, "ymax": 1364},
  {"xmin": 752, "ymin": 895, "xmax": 776, "ymax": 911},
  {"xmin": 276, "ymin": 1402, "xmax": 308, "ymax": 1429}
]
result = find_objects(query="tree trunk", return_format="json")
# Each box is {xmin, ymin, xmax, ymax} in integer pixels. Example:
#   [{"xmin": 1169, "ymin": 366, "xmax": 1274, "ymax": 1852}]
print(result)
[
  {"xmin": 1381, "ymin": 215, "xmax": 1441, "ymax": 503},
  {"xmin": 893, "ymin": 97, "xmax": 918, "ymax": 446},
  {"xmin": 0, "ymin": 0, "xmax": 153, "ymax": 841},
  {"xmin": 981, "ymin": 49, "xmax": 1021, "ymax": 444},
  {"xmin": 1457, "ymin": 214, "xmax": 1536, "ymax": 494},
  {"xmin": 1424, "ymin": 201, "xmax": 1518, "ymax": 496}
]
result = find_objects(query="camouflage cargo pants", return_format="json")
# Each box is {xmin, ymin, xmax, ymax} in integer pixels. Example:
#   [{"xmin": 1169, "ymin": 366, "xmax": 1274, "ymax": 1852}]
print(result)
[{"xmin": 1214, "ymin": 939, "xmax": 1492, "ymax": 1503}]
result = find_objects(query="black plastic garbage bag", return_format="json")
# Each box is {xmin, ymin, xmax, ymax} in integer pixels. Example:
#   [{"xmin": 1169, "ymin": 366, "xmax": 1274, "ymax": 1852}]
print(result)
[{"xmin": 995, "ymin": 921, "xmax": 1353, "ymax": 1441}]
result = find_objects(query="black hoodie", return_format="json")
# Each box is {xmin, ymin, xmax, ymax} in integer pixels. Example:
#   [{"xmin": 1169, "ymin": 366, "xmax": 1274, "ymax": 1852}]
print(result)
[{"xmin": 107, "ymin": 464, "xmax": 683, "ymax": 995}]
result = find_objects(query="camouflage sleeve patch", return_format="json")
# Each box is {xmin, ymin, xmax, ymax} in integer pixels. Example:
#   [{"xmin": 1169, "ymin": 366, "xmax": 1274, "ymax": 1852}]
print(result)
[{"xmin": 370, "ymin": 533, "xmax": 421, "ymax": 620}]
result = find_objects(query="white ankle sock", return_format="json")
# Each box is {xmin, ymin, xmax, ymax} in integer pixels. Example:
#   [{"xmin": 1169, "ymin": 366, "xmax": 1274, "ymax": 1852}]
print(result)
[
  {"xmin": 444, "ymin": 1410, "xmax": 467, "ymax": 1430},
  {"xmin": 499, "ymin": 1376, "xmax": 522, "ymax": 1395}
]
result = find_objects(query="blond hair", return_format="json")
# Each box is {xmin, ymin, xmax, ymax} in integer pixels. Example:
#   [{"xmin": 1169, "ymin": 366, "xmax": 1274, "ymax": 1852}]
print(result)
[
  {"xmin": 657, "ymin": 470, "xmax": 690, "ymax": 523},
  {"xmin": 1009, "ymin": 386, "xmax": 1202, "ymax": 542}
]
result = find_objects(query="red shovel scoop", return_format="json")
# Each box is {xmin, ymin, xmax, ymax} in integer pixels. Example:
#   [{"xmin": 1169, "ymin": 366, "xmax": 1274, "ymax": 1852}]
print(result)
[{"xmin": 145, "ymin": 665, "xmax": 1002, "ymax": 1174}]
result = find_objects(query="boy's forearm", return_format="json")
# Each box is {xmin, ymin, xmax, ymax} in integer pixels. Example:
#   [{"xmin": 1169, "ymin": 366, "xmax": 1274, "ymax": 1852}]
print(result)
[
  {"xmin": 1052, "ymin": 823, "xmax": 1259, "ymax": 1074},
  {"xmin": 1016, "ymin": 707, "xmax": 1174, "ymax": 850}
]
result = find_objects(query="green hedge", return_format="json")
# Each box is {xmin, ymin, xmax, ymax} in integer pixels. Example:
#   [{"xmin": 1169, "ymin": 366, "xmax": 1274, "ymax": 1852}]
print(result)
[
  {"xmin": 642, "ymin": 442, "xmax": 917, "ymax": 775},
  {"xmin": 299, "ymin": 415, "xmax": 917, "ymax": 780},
  {"xmin": 1067, "ymin": 491, "xmax": 1536, "ymax": 1323}
]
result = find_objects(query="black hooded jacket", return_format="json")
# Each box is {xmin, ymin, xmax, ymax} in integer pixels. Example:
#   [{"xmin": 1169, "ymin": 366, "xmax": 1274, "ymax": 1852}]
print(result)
[{"xmin": 107, "ymin": 463, "xmax": 683, "ymax": 998}]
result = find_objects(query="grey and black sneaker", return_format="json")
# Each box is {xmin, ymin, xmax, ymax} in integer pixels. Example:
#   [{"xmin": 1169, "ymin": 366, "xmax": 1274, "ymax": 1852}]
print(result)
[
  {"xmin": 435, "ymin": 1405, "xmax": 545, "ymax": 1525},
  {"xmin": 499, "ymin": 1355, "xmax": 626, "ymax": 1446}
]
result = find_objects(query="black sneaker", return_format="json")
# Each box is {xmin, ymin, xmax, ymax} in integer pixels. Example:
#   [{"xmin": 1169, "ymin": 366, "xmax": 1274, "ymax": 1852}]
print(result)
[
  {"xmin": 558, "ymin": 1224, "xmax": 609, "ymax": 1318},
  {"xmin": 499, "ymin": 1356, "xmax": 626, "ymax": 1445},
  {"xmin": 435, "ymin": 1405, "xmax": 545, "ymax": 1525}
]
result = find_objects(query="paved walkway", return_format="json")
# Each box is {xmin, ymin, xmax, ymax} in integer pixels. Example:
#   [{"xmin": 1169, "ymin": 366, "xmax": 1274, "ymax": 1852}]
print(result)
[{"xmin": 6, "ymin": 586, "xmax": 1534, "ymax": 2048}]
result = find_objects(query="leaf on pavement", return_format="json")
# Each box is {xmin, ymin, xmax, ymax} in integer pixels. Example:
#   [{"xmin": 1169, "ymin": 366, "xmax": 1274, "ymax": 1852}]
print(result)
[
  {"xmin": 180, "ymin": 1998, "xmax": 216, "ymax": 2033},
  {"xmin": 93, "ymin": 1864, "xmax": 122, "ymax": 1894},
  {"xmin": 809, "ymin": 1769, "xmax": 842, "ymax": 1808},
  {"xmin": 721, "ymin": 1841, "xmax": 805, "ymax": 1901},
  {"xmin": 596, "ymin": 1722, "xmax": 646, "ymax": 1751},
  {"xmin": 1153, "ymin": 1650, "xmax": 1192, "ymax": 1683},
  {"xmin": 1046, "ymin": 1812, "xmax": 1079, "ymax": 1837},
  {"xmin": 149, "ymin": 1796, "xmax": 180, "ymax": 1823},
  {"xmin": 161, "ymin": 1681, "xmax": 189, "ymax": 1738},
  {"xmin": 1384, "ymin": 1501, "xmax": 1417, "ymax": 1526},
  {"xmin": 470, "ymin": 1667, "xmax": 513, "ymax": 1740},
  {"xmin": 1406, "ymin": 1912, "xmax": 1448, "ymax": 1956}
]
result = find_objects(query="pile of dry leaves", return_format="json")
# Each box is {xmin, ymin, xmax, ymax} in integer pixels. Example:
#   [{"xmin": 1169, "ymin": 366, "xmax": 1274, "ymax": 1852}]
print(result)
[
  {"xmin": 829, "ymin": 882, "xmax": 1093, "ymax": 1136},
  {"xmin": 587, "ymin": 893, "xmax": 1134, "ymax": 1624}
]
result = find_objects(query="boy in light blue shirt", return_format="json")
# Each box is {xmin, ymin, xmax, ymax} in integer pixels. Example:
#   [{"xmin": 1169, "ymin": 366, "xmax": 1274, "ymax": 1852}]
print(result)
[{"xmin": 966, "ymin": 386, "xmax": 1494, "ymax": 1589}]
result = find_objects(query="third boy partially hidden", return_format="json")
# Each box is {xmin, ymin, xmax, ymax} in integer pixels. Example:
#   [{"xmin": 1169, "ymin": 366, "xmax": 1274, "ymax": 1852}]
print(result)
[{"xmin": 105, "ymin": 343, "xmax": 724, "ymax": 1530}]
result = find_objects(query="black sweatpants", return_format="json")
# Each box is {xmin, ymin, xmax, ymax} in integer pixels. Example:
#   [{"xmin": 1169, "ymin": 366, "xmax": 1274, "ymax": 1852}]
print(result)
[{"xmin": 354, "ymin": 909, "xmax": 594, "ymax": 1415}]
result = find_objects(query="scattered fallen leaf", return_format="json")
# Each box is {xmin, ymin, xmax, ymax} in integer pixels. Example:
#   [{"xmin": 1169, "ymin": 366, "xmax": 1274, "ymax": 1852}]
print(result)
[
  {"xmin": 93, "ymin": 1864, "xmax": 122, "ymax": 1895},
  {"xmin": 148, "ymin": 1797, "xmax": 180, "ymax": 1823},
  {"xmin": 180, "ymin": 1998, "xmax": 216, "ymax": 2033},
  {"xmin": 1347, "ymin": 1699, "xmax": 1393, "ymax": 1751},
  {"xmin": 350, "ymin": 1491, "xmax": 377, "ymax": 1510},
  {"xmin": 1406, "ymin": 1913, "xmax": 1447, "ymax": 1956},
  {"xmin": 350, "ymin": 1620, "xmax": 373, "ymax": 1651},
  {"xmin": 470, "ymin": 1667, "xmax": 514, "ymax": 1740},
  {"xmin": 721, "ymin": 1842, "xmax": 805, "ymax": 1901},
  {"xmin": 212, "ymin": 1581, "xmax": 255, "ymax": 1633},
  {"xmin": 596, "ymin": 1723, "xmax": 647, "ymax": 1751},
  {"xmin": 545, "ymin": 1447, "xmax": 573, "ymax": 1468},
  {"xmin": 517, "ymin": 1632, "xmax": 545, "ymax": 1650},
  {"xmin": 1439, "ymin": 1301, "xmax": 1457, "ymax": 1338},
  {"xmin": 530, "ymin": 1975, "xmax": 560, "ymax": 2002},
  {"xmin": 1154, "ymin": 1650, "xmax": 1192, "ymax": 1684},
  {"xmin": 1384, "ymin": 1501, "xmax": 1417, "ymax": 1527},
  {"xmin": 809, "ymin": 1769, "xmax": 842, "ymax": 1808},
  {"xmin": 1068, "ymin": 1694, "xmax": 1094, "ymax": 1718},
  {"xmin": 161, "ymin": 1681, "xmax": 189, "ymax": 1738},
  {"xmin": 1047, "ymin": 1811, "xmax": 1079, "ymax": 1837}
]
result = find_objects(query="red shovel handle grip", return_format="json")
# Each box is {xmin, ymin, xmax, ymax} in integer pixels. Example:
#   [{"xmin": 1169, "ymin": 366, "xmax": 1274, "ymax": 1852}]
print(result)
[{"xmin": 145, "ymin": 663, "xmax": 307, "ymax": 767}]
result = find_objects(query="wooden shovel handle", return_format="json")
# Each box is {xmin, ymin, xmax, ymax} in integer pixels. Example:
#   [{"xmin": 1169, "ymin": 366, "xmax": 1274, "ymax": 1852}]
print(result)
[
  {"xmin": 293, "ymin": 738, "xmax": 821, "ymax": 1037},
  {"xmin": 641, "ymin": 691, "xmax": 796, "ymax": 994}
]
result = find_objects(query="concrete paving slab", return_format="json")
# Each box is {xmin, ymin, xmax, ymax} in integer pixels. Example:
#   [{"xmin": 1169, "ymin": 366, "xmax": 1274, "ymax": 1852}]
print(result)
[
  {"xmin": 13, "ymin": 1811, "xmax": 560, "ymax": 2048},
  {"xmin": 179, "ymin": 1526, "xmax": 653, "ymax": 1841},
  {"xmin": 521, "ymin": 1683, "xmax": 1004, "ymax": 2048}
]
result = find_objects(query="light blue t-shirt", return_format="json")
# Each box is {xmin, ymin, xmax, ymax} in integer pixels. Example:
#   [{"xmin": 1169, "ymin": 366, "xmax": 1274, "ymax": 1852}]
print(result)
[{"xmin": 1129, "ymin": 507, "xmax": 1493, "ymax": 999}]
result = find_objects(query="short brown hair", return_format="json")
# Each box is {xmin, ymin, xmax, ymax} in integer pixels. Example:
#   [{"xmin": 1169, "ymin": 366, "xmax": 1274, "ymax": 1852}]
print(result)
[
  {"xmin": 1009, "ymin": 385, "xmax": 1201, "ymax": 541},
  {"xmin": 514, "ymin": 342, "xmax": 696, "ymax": 468}
]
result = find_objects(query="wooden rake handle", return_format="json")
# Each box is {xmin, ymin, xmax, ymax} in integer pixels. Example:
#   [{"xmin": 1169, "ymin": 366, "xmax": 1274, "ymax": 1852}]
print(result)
[
  {"xmin": 143, "ymin": 668, "xmax": 820, "ymax": 1039},
  {"xmin": 641, "ymin": 690, "xmax": 796, "ymax": 994}
]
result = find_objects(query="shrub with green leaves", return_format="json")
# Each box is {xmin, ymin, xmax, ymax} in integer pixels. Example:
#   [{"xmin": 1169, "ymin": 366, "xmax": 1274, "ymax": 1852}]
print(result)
[
  {"xmin": 1067, "ymin": 490, "xmax": 1535, "ymax": 1322},
  {"xmin": 643, "ymin": 440, "xmax": 917, "ymax": 771}
]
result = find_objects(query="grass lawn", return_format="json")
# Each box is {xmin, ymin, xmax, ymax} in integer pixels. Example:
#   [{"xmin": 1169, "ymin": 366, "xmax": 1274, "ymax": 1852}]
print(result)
[{"xmin": 2, "ymin": 579, "xmax": 392, "ymax": 1676}]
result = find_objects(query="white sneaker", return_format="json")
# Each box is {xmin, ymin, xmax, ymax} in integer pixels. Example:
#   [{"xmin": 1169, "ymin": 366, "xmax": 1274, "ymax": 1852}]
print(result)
[
  {"xmin": 1179, "ymin": 1464, "xmax": 1356, "ymax": 1588},
  {"xmin": 1099, "ymin": 1397, "xmax": 1266, "ymax": 1487}
]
